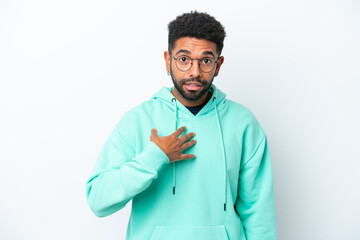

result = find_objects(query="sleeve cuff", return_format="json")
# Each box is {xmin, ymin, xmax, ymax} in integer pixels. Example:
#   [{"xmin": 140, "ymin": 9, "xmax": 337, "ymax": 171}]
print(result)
[{"xmin": 133, "ymin": 141, "xmax": 169, "ymax": 173}]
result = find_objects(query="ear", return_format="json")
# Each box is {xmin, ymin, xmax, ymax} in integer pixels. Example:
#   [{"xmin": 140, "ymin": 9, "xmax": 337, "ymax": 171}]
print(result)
[
  {"xmin": 164, "ymin": 51, "xmax": 171, "ymax": 74},
  {"xmin": 214, "ymin": 56, "xmax": 224, "ymax": 77}
]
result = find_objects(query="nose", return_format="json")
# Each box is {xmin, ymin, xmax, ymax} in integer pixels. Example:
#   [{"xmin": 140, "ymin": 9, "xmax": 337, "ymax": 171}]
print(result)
[{"xmin": 188, "ymin": 60, "xmax": 201, "ymax": 78}]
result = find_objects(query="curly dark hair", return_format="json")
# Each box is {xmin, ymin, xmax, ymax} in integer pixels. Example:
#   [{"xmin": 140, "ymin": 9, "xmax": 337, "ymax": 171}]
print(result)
[{"xmin": 168, "ymin": 11, "xmax": 226, "ymax": 56}]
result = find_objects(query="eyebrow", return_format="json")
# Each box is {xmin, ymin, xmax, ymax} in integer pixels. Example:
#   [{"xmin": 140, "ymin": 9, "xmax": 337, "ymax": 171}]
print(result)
[
  {"xmin": 202, "ymin": 51, "xmax": 216, "ymax": 58},
  {"xmin": 175, "ymin": 49, "xmax": 191, "ymax": 55},
  {"xmin": 175, "ymin": 49, "xmax": 216, "ymax": 58}
]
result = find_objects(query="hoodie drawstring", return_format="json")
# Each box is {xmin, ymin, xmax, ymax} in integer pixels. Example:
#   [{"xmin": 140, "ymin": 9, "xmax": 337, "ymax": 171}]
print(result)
[
  {"xmin": 171, "ymin": 98, "xmax": 178, "ymax": 195},
  {"xmin": 171, "ymin": 97, "xmax": 227, "ymax": 211},
  {"xmin": 213, "ymin": 96, "xmax": 227, "ymax": 211}
]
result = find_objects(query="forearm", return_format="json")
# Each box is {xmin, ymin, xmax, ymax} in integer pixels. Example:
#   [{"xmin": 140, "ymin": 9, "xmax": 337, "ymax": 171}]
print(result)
[{"xmin": 86, "ymin": 141, "xmax": 169, "ymax": 217}]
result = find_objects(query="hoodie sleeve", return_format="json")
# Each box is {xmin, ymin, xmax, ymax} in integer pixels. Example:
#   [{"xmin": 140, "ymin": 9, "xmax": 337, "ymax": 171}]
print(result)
[
  {"xmin": 85, "ymin": 113, "xmax": 169, "ymax": 218},
  {"xmin": 235, "ymin": 125, "xmax": 277, "ymax": 239}
]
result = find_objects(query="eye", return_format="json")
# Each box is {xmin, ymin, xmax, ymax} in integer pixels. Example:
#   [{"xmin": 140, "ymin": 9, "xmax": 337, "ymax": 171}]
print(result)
[
  {"xmin": 179, "ymin": 56, "xmax": 189, "ymax": 63},
  {"xmin": 202, "ymin": 58, "xmax": 213, "ymax": 64}
]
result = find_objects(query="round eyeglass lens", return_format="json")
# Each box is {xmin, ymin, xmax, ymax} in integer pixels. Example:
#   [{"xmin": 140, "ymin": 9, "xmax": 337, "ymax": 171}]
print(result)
[
  {"xmin": 175, "ymin": 56, "xmax": 192, "ymax": 71},
  {"xmin": 199, "ymin": 58, "xmax": 215, "ymax": 72},
  {"xmin": 175, "ymin": 56, "xmax": 216, "ymax": 73}
]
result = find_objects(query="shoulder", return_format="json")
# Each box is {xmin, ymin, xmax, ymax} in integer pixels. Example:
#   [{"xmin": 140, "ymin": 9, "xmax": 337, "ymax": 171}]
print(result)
[
  {"xmin": 225, "ymin": 100, "xmax": 269, "ymax": 165},
  {"xmin": 226, "ymin": 99, "xmax": 267, "ymax": 139},
  {"xmin": 226, "ymin": 100, "xmax": 260, "ymax": 125},
  {"xmin": 110, "ymin": 100, "xmax": 153, "ymax": 144},
  {"xmin": 114, "ymin": 98, "xmax": 161, "ymax": 131}
]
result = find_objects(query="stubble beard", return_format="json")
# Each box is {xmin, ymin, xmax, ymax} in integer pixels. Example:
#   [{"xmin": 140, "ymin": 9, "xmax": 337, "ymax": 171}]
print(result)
[{"xmin": 170, "ymin": 66, "xmax": 215, "ymax": 101}]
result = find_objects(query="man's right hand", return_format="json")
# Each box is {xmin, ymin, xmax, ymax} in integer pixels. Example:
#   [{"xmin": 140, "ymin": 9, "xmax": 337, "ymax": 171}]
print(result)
[{"xmin": 150, "ymin": 126, "xmax": 196, "ymax": 163}]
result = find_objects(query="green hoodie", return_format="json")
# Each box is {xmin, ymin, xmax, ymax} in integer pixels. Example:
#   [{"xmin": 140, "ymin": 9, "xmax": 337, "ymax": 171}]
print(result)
[{"xmin": 86, "ymin": 84, "xmax": 277, "ymax": 240}]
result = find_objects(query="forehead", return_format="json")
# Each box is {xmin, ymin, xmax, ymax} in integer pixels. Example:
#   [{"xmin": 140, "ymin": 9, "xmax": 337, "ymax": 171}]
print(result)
[{"xmin": 172, "ymin": 37, "xmax": 217, "ymax": 56}]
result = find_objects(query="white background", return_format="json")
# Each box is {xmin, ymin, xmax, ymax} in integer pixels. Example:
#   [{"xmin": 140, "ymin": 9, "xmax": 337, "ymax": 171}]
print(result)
[{"xmin": 1, "ymin": 0, "xmax": 359, "ymax": 239}]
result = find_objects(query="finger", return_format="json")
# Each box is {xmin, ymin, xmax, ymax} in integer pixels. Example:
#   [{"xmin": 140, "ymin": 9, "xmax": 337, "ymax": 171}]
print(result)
[
  {"xmin": 178, "ymin": 132, "xmax": 195, "ymax": 144},
  {"xmin": 172, "ymin": 126, "xmax": 186, "ymax": 138},
  {"xmin": 151, "ymin": 128, "xmax": 158, "ymax": 136},
  {"xmin": 180, "ymin": 154, "xmax": 196, "ymax": 160},
  {"xmin": 181, "ymin": 139, "xmax": 197, "ymax": 150}
]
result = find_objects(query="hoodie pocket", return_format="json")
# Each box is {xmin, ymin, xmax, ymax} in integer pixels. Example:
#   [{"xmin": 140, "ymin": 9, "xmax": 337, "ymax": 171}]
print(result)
[{"xmin": 149, "ymin": 225, "xmax": 229, "ymax": 240}]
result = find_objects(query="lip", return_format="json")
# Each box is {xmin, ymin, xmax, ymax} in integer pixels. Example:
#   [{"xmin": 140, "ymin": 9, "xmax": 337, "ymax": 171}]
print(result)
[
  {"xmin": 184, "ymin": 83, "xmax": 202, "ymax": 91},
  {"xmin": 184, "ymin": 82, "xmax": 202, "ymax": 86}
]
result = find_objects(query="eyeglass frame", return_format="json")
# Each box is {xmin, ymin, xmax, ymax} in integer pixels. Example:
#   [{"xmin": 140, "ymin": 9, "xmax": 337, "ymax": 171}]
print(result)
[{"xmin": 169, "ymin": 53, "xmax": 220, "ymax": 73}]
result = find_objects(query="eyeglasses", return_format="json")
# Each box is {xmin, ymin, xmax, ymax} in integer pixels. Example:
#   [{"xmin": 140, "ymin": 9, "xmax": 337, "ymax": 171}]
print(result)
[{"xmin": 170, "ymin": 54, "xmax": 219, "ymax": 73}]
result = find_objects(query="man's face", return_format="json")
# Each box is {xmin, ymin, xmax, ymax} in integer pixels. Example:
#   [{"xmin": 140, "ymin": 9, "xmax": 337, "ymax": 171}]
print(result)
[{"xmin": 164, "ymin": 37, "xmax": 224, "ymax": 105}]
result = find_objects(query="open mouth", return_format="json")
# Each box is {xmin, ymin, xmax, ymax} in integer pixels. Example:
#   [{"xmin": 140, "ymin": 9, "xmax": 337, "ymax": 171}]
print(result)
[{"xmin": 184, "ymin": 82, "xmax": 202, "ymax": 91}]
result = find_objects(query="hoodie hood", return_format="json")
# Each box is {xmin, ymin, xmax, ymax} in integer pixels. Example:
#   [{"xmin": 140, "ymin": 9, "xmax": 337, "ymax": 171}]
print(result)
[{"xmin": 151, "ymin": 84, "xmax": 228, "ymax": 211}]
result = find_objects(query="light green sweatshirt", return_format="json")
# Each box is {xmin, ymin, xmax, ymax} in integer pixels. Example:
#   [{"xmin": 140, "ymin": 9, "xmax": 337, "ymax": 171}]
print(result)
[{"xmin": 86, "ymin": 84, "xmax": 277, "ymax": 240}]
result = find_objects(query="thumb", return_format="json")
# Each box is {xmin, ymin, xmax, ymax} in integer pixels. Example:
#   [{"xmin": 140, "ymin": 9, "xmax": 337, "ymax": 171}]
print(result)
[{"xmin": 151, "ymin": 128, "xmax": 158, "ymax": 136}]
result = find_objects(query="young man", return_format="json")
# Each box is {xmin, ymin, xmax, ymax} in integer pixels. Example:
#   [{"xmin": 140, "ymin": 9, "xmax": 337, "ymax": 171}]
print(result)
[{"xmin": 86, "ymin": 11, "xmax": 277, "ymax": 240}]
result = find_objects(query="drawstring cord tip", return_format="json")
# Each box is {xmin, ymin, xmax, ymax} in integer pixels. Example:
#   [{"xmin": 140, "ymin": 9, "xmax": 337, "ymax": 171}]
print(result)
[
  {"xmin": 173, "ymin": 186, "xmax": 175, "ymax": 195},
  {"xmin": 224, "ymin": 203, "xmax": 226, "ymax": 211}
]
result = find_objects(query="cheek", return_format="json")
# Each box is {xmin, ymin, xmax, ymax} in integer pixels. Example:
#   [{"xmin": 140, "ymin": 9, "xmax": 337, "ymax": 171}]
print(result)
[{"xmin": 171, "ymin": 66, "xmax": 185, "ymax": 79}]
